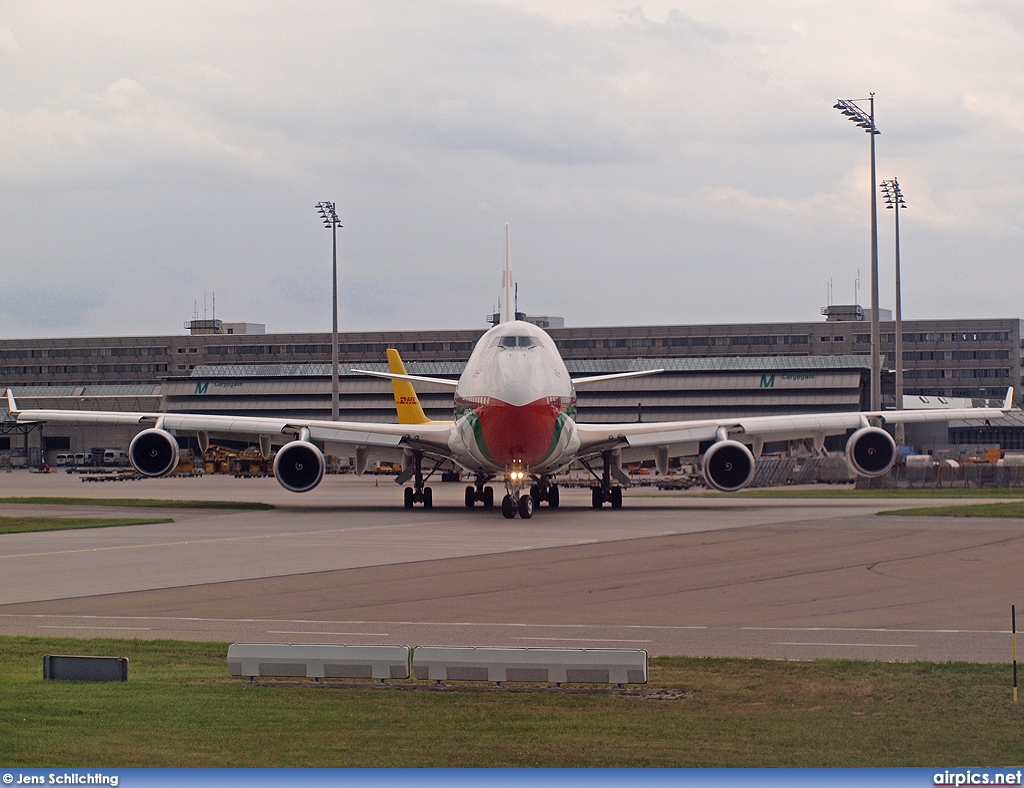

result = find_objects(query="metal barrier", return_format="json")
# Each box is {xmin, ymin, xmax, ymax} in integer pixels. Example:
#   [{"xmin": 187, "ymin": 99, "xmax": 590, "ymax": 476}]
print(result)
[
  {"xmin": 227, "ymin": 643, "xmax": 410, "ymax": 680},
  {"xmin": 411, "ymin": 646, "xmax": 647, "ymax": 685}
]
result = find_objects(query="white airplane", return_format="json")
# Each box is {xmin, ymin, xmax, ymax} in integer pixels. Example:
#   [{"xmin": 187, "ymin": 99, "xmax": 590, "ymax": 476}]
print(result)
[{"xmin": 6, "ymin": 225, "xmax": 1017, "ymax": 518}]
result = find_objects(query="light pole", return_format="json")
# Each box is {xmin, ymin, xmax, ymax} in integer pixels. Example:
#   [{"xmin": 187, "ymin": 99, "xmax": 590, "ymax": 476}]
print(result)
[
  {"xmin": 834, "ymin": 94, "xmax": 882, "ymax": 411},
  {"xmin": 880, "ymin": 178, "xmax": 907, "ymax": 416},
  {"xmin": 316, "ymin": 201, "xmax": 342, "ymax": 421}
]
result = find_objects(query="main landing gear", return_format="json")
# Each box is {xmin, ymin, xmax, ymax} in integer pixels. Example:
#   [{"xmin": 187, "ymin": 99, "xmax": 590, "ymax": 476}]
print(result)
[
  {"xmin": 465, "ymin": 474, "xmax": 495, "ymax": 509},
  {"xmin": 402, "ymin": 451, "xmax": 444, "ymax": 509},
  {"xmin": 581, "ymin": 451, "xmax": 625, "ymax": 509}
]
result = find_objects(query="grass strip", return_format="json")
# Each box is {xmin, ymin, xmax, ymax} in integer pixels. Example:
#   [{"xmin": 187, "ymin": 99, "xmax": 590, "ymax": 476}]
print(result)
[
  {"xmin": 879, "ymin": 501, "xmax": 1024, "ymax": 518},
  {"xmin": 0, "ymin": 516, "xmax": 174, "ymax": 535},
  {"xmin": 654, "ymin": 487, "xmax": 1024, "ymax": 499},
  {"xmin": 1, "ymin": 636, "xmax": 1022, "ymax": 767},
  {"xmin": 0, "ymin": 497, "xmax": 273, "ymax": 510}
]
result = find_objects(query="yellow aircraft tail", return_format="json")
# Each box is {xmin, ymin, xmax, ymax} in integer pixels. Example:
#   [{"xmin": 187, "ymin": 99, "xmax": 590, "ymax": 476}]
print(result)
[{"xmin": 388, "ymin": 348, "xmax": 434, "ymax": 424}]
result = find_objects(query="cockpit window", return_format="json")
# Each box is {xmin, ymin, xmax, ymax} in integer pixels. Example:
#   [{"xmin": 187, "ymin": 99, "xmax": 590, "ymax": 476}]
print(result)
[{"xmin": 496, "ymin": 335, "xmax": 538, "ymax": 349}]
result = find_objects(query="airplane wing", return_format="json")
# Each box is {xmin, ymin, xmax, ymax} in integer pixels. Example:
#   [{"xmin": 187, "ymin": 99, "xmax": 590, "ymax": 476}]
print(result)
[
  {"xmin": 7, "ymin": 390, "xmax": 454, "ymax": 455},
  {"xmin": 349, "ymin": 369, "xmax": 460, "ymax": 388},
  {"xmin": 576, "ymin": 388, "xmax": 1016, "ymax": 457},
  {"xmin": 571, "ymin": 369, "xmax": 665, "ymax": 388}
]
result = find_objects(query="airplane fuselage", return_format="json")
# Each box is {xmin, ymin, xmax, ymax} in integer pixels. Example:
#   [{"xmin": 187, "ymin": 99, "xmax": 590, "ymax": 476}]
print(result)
[{"xmin": 448, "ymin": 320, "xmax": 580, "ymax": 475}]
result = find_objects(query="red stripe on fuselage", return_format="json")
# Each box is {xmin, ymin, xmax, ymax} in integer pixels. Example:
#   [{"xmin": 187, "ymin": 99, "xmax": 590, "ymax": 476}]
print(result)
[{"xmin": 465, "ymin": 396, "xmax": 563, "ymax": 468}]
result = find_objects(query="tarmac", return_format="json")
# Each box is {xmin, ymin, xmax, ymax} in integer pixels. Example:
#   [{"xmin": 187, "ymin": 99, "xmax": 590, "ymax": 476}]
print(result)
[{"xmin": 1, "ymin": 470, "xmax": 1022, "ymax": 662}]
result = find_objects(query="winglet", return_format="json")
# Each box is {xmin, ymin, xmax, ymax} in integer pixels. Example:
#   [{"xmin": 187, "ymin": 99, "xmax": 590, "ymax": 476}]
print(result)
[
  {"xmin": 387, "ymin": 349, "xmax": 434, "ymax": 425},
  {"xmin": 1004, "ymin": 387, "xmax": 1015, "ymax": 411},
  {"xmin": 4, "ymin": 388, "xmax": 17, "ymax": 415}
]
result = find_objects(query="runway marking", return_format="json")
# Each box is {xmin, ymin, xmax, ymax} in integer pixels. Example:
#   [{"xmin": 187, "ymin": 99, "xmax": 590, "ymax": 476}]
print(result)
[
  {"xmin": 37, "ymin": 625, "xmax": 151, "ymax": 631},
  {"xmin": 773, "ymin": 642, "xmax": 917, "ymax": 648},
  {"xmin": 0, "ymin": 614, "xmax": 1010, "ymax": 636},
  {"xmin": 0, "ymin": 521, "xmax": 424, "ymax": 561},
  {"xmin": 266, "ymin": 630, "xmax": 391, "ymax": 637},
  {"xmin": 744, "ymin": 626, "xmax": 999, "ymax": 634},
  {"xmin": 514, "ymin": 637, "xmax": 652, "ymax": 644}
]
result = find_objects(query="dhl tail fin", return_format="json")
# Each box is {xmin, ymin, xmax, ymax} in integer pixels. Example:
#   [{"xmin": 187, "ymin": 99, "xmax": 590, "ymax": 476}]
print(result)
[{"xmin": 388, "ymin": 348, "xmax": 433, "ymax": 424}]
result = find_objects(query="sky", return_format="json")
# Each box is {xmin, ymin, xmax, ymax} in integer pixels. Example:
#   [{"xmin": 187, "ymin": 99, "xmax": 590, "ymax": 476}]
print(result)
[{"xmin": 1, "ymin": 1, "xmax": 1022, "ymax": 338}]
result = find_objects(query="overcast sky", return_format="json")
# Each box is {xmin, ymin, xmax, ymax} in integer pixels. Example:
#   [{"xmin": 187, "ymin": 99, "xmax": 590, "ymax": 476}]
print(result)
[{"xmin": 1, "ymin": 1, "xmax": 1021, "ymax": 339}]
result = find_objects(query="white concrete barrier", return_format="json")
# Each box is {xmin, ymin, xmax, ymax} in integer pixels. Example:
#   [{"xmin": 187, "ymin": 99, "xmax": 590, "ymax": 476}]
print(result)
[
  {"xmin": 412, "ymin": 646, "xmax": 647, "ymax": 685},
  {"xmin": 227, "ymin": 643, "xmax": 410, "ymax": 680}
]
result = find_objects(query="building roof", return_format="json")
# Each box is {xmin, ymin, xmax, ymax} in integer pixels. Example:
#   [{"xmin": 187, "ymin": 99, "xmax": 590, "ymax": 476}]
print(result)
[{"xmin": 189, "ymin": 355, "xmax": 873, "ymax": 380}]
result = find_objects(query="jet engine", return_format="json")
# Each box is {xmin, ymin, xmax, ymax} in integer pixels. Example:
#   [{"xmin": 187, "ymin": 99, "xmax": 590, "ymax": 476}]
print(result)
[
  {"xmin": 702, "ymin": 439, "xmax": 756, "ymax": 492},
  {"xmin": 273, "ymin": 440, "xmax": 325, "ymax": 493},
  {"xmin": 128, "ymin": 428, "xmax": 180, "ymax": 478},
  {"xmin": 845, "ymin": 426, "xmax": 896, "ymax": 477}
]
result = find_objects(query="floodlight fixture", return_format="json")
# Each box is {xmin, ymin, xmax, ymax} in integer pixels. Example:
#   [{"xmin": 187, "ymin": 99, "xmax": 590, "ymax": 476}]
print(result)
[{"xmin": 316, "ymin": 201, "xmax": 342, "ymax": 228}]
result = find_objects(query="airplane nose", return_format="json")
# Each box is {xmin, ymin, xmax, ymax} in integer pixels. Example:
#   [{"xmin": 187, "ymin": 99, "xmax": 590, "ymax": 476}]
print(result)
[{"xmin": 495, "ymin": 380, "xmax": 540, "ymax": 407}]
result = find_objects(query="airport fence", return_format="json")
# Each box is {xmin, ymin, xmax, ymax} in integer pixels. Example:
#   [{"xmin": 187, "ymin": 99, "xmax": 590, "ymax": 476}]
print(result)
[
  {"xmin": 857, "ymin": 462, "xmax": 1024, "ymax": 489},
  {"xmin": 748, "ymin": 456, "xmax": 855, "ymax": 488}
]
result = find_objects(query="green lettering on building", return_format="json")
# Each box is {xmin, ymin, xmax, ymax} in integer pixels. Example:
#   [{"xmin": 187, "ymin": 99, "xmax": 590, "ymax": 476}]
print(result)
[
  {"xmin": 759, "ymin": 374, "xmax": 775, "ymax": 388},
  {"xmin": 194, "ymin": 381, "xmax": 209, "ymax": 395}
]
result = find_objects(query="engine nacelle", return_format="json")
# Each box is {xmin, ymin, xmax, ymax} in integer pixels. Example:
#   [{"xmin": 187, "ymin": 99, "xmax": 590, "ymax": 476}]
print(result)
[
  {"xmin": 845, "ymin": 426, "xmax": 896, "ymax": 477},
  {"xmin": 702, "ymin": 439, "xmax": 756, "ymax": 492},
  {"xmin": 273, "ymin": 440, "xmax": 325, "ymax": 493},
  {"xmin": 129, "ymin": 428, "xmax": 180, "ymax": 478}
]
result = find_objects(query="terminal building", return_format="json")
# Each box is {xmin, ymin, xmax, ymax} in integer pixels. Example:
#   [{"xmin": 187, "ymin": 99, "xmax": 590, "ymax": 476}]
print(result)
[{"xmin": 2, "ymin": 310, "xmax": 1022, "ymax": 465}]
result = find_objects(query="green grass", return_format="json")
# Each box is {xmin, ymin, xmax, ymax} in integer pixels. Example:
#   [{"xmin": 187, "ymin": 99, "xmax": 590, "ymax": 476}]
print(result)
[
  {"xmin": 0, "ymin": 497, "xmax": 273, "ymax": 510},
  {"xmin": 1, "ymin": 636, "xmax": 1022, "ymax": 767},
  {"xmin": 0, "ymin": 516, "xmax": 174, "ymax": 535},
  {"xmin": 879, "ymin": 501, "xmax": 1024, "ymax": 518},
  {"xmin": 673, "ymin": 487, "xmax": 1024, "ymax": 499}
]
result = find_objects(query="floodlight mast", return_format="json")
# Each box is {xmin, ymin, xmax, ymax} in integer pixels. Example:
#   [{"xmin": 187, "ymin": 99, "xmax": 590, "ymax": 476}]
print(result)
[
  {"xmin": 880, "ymin": 178, "xmax": 907, "ymax": 415},
  {"xmin": 316, "ymin": 201, "xmax": 343, "ymax": 421},
  {"xmin": 834, "ymin": 94, "xmax": 882, "ymax": 410}
]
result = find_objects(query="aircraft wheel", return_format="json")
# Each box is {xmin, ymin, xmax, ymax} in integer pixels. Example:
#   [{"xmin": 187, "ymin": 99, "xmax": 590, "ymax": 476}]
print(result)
[
  {"xmin": 404, "ymin": 487, "xmax": 414, "ymax": 509},
  {"xmin": 465, "ymin": 486, "xmax": 476, "ymax": 508},
  {"xmin": 610, "ymin": 487, "xmax": 623, "ymax": 509},
  {"xmin": 548, "ymin": 485, "xmax": 559, "ymax": 509},
  {"xmin": 591, "ymin": 487, "xmax": 604, "ymax": 509},
  {"xmin": 518, "ymin": 494, "xmax": 534, "ymax": 519},
  {"xmin": 483, "ymin": 487, "xmax": 494, "ymax": 508},
  {"xmin": 530, "ymin": 484, "xmax": 542, "ymax": 505},
  {"xmin": 423, "ymin": 487, "xmax": 433, "ymax": 509},
  {"xmin": 501, "ymin": 495, "xmax": 517, "ymax": 519}
]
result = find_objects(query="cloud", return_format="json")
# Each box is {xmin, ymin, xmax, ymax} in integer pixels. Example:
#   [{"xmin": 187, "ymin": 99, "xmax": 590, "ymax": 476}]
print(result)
[
  {"xmin": 0, "ymin": 28, "xmax": 20, "ymax": 56},
  {"xmin": 0, "ymin": 1, "xmax": 1022, "ymax": 339}
]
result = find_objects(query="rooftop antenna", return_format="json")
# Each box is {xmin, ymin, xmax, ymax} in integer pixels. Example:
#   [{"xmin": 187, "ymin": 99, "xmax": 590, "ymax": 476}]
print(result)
[
  {"xmin": 854, "ymin": 270, "xmax": 860, "ymax": 306},
  {"xmin": 500, "ymin": 223, "xmax": 514, "ymax": 323}
]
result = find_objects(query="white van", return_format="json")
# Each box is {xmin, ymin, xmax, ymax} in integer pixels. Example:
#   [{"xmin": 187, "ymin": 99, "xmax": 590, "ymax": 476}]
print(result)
[{"xmin": 101, "ymin": 449, "xmax": 129, "ymax": 467}]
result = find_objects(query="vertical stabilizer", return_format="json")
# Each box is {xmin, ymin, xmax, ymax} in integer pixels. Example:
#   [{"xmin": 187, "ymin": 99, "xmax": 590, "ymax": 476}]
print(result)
[
  {"xmin": 499, "ymin": 223, "xmax": 514, "ymax": 324},
  {"xmin": 387, "ymin": 349, "xmax": 433, "ymax": 424}
]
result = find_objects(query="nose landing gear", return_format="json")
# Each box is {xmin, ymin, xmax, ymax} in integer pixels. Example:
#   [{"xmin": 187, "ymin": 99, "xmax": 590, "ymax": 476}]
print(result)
[{"xmin": 501, "ymin": 465, "xmax": 534, "ymax": 519}]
